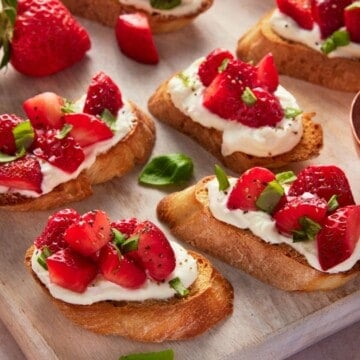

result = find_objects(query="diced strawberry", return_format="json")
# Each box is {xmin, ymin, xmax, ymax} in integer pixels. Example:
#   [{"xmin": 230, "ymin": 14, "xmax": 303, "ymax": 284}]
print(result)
[
  {"xmin": 288, "ymin": 165, "xmax": 355, "ymax": 208},
  {"xmin": 227, "ymin": 167, "xmax": 276, "ymax": 211},
  {"xmin": 47, "ymin": 248, "xmax": 97, "ymax": 293},
  {"xmin": 115, "ymin": 12, "xmax": 159, "ymax": 65},
  {"xmin": 236, "ymin": 87, "xmax": 284, "ymax": 127},
  {"xmin": 32, "ymin": 129, "xmax": 85, "ymax": 173},
  {"xmin": 317, "ymin": 205, "xmax": 360, "ymax": 270},
  {"xmin": 273, "ymin": 195, "xmax": 328, "ymax": 236},
  {"xmin": 198, "ymin": 48, "xmax": 234, "ymax": 86},
  {"xmin": 0, "ymin": 155, "xmax": 42, "ymax": 193},
  {"xmin": 83, "ymin": 72, "xmax": 123, "ymax": 117},
  {"xmin": 111, "ymin": 218, "xmax": 139, "ymax": 238},
  {"xmin": 311, "ymin": 0, "xmax": 353, "ymax": 39},
  {"xmin": 276, "ymin": 0, "xmax": 314, "ymax": 30},
  {"xmin": 0, "ymin": 114, "xmax": 23, "ymax": 155},
  {"xmin": 64, "ymin": 210, "xmax": 112, "ymax": 256},
  {"xmin": 64, "ymin": 113, "xmax": 113, "ymax": 147},
  {"xmin": 344, "ymin": 2, "xmax": 360, "ymax": 43},
  {"xmin": 35, "ymin": 208, "xmax": 80, "ymax": 253},
  {"xmin": 256, "ymin": 53, "xmax": 279, "ymax": 92},
  {"xmin": 131, "ymin": 221, "xmax": 176, "ymax": 281},
  {"xmin": 99, "ymin": 242, "xmax": 146, "ymax": 289},
  {"xmin": 23, "ymin": 92, "xmax": 65, "ymax": 129}
]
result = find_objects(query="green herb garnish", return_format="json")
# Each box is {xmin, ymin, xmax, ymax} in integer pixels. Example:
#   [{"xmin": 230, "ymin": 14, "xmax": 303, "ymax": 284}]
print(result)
[
  {"xmin": 327, "ymin": 195, "xmax": 339, "ymax": 212},
  {"xmin": 241, "ymin": 87, "xmax": 257, "ymax": 105},
  {"xmin": 150, "ymin": 0, "xmax": 181, "ymax": 10},
  {"xmin": 37, "ymin": 246, "xmax": 52, "ymax": 270},
  {"xmin": 112, "ymin": 228, "xmax": 127, "ymax": 248},
  {"xmin": 218, "ymin": 58, "xmax": 230, "ymax": 73},
  {"xmin": 101, "ymin": 108, "xmax": 117, "ymax": 131},
  {"xmin": 177, "ymin": 72, "xmax": 192, "ymax": 87},
  {"xmin": 284, "ymin": 107, "xmax": 303, "ymax": 119},
  {"xmin": 321, "ymin": 29, "xmax": 350, "ymax": 55},
  {"xmin": 121, "ymin": 235, "xmax": 139, "ymax": 253},
  {"xmin": 275, "ymin": 171, "xmax": 297, "ymax": 185},
  {"xmin": 14, "ymin": 119, "xmax": 34, "ymax": 152},
  {"xmin": 61, "ymin": 99, "xmax": 76, "ymax": 114},
  {"xmin": 120, "ymin": 349, "xmax": 174, "ymax": 360},
  {"xmin": 169, "ymin": 277, "xmax": 189, "ymax": 297},
  {"xmin": 214, "ymin": 164, "xmax": 230, "ymax": 191},
  {"xmin": 55, "ymin": 123, "xmax": 73, "ymax": 140},
  {"xmin": 256, "ymin": 180, "xmax": 285, "ymax": 214},
  {"xmin": 293, "ymin": 217, "xmax": 322, "ymax": 242}
]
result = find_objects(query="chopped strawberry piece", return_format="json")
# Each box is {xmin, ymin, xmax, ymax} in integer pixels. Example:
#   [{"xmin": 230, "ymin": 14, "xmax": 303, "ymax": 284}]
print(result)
[
  {"xmin": 288, "ymin": 165, "xmax": 355, "ymax": 208},
  {"xmin": 32, "ymin": 129, "xmax": 85, "ymax": 173},
  {"xmin": 198, "ymin": 48, "xmax": 234, "ymax": 86},
  {"xmin": 317, "ymin": 205, "xmax": 360, "ymax": 270},
  {"xmin": 227, "ymin": 167, "xmax": 276, "ymax": 211},
  {"xmin": 311, "ymin": 0, "xmax": 353, "ymax": 39},
  {"xmin": 132, "ymin": 221, "xmax": 176, "ymax": 281},
  {"xmin": 47, "ymin": 248, "xmax": 97, "ymax": 293},
  {"xmin": 64, "ymin": 113, "xmax": 113, "ymax": 147},
  {"xmin": 64, "ymin": 210, "xmax": 112, "ymax": 256},
  {"xmin": 83, "ymin": 72, "xmax": 123, "ymax": 117},
  {"xmin": 99, "ymin": 242, "xmax": 146, "ymax": 289},
  {"xmin": 111, "ymin": 218, "xmax": 139, "ymax": 238},
  {"xmin": 273, "ymin": 195, "xmax": 328, "ymax": 236},
  {"xmin": 0, "ymin": 114, "xmax": 23, "ymax": 155},
  {"xmin": 23, "ymin": 92, "xmax": 65, "ymax": 129},
  {"xmin": 0, "ymin": 155, "xmax": 42, "ymax": 193},
  {"xmin": 276, "ymin": 0, "xmax": 314, "ymax": 30},
  {"xmin": 115, "ymin": 12, "xmax": 159, "ymax": 65},
  {"xmin": 35, "ymin": 208, "xmax": 80, "ymax": 253},
  {"xmin": 344, "ymin": 2, "xmax": 360, "ymax": 43},
  {"xmin": 256, "ymin": 53, "xmax": 279, "ymax": 92}
]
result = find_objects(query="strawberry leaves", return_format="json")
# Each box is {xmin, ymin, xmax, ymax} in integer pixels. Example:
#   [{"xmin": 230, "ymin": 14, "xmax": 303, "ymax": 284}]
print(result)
[{"xmin": 0, "ymin": 0, "xmax": 17, "ymax": 69}]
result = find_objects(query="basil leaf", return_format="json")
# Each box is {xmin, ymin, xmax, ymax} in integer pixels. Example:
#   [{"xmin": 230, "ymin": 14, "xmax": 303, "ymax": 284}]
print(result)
[
  {"xmin": 55, "ymin": 124, "xmax": 73, "ymax": 140},
  {"xmin": 169, "ymin": 277, "xmax": 189, "ymax": 297},
  {"xmin": 14, "ymin": 120, "xmax": 34, "ymax": 151},
  {"xmin": 101, "ymin": 108, "xmax": 117, "ymax": 131},
  {"xmin": 150, "ymin": 0, "xmax": 181, "ymax": 10},
  {"xmin": 218, "ymin": 58, "xmax": 230, "ymax": 73},
  {"xmin": 139, "ymin": 153, "xmax": 193, "ymax": 186},
  {"xmin": 177, "ymin": 72, "xmax": 192, "ymax": 88},
  {"xmin": 256, "ymin": 180, "xmax": 284, "ymax": 214},
  {"xmin": 327, "ymin": 195, "xmax": 339, "ymax": 212},
  {"xmin": 241, "ymin": 87, "xmax": 257, "ymax": 105},
  {"xmin": 284, "ymin": 107, "xmax": 303, "ymax": 119},
  {"xmin": 275, "ymin": 171, "xmax": 297, "ymax": 185},
  {"xmin": 120, "ymin": 349, "xmax": 174, "ymax": 360},
  {"xmin": 37, "ymin": 246, "xmax": 52, "ymax": 270},
  {"xmin": 293, "ymin": 217, "xmax": 322, "ymax": 242},
  {"xmin": 214, "ymin": 164, "xmax": 230, "ymax": 191}
]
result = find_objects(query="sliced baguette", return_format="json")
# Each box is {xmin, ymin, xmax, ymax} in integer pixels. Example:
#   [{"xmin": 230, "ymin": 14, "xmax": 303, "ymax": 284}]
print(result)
[
  {"xmin": 157, "ymin": 176, "xmax": 360, "ymax": 291},
  {"xmin": 236, "ymin": 11, "xmax": 360, "ymax": 92},
  {"xmin": 61, "ymin": 0, "xmax": 214, "ymax": 33},
  {"xmin": 24, "ymin": 245, "xmax": 233, "ymax": 342},
  {"xmin": 0, "ymin": 102, "xmax": 155, "ymax": 211},
  {"xmin": 148, "ymin": 78, "xmax": 323, "ymax": 173}
]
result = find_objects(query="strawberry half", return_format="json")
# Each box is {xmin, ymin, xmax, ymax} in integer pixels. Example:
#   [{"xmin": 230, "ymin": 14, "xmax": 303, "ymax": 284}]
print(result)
[
  {"xmin": 317, "ymin": 205, "xmax": 360, "ymax": 270},
  {"xmin": 256, "ymin": 53, "xmax": 279, "ymax": 92},
  {"xmin": 0, "ymin": 114, "xmax": 23, "ymax": 155},
  {"xmin": 47, "ymin": 248, "xmax": 97, "ymax": 293},
  {"xmin": 64, "ymin": 210, "xmax": 112, "ymax": 256},
  {"xmin": 288, "ymin": 165, "xmax": 355, "ymax": 208},
  {"xmin": 83, "ymin": 72, "xmax": 123, "ymax": 117},
  {"xmin": 198, "ymin": 48, "xmax": 234, "ymax": 86},
  {"xmin": 0, "ymin": 155, "xmax": 42, "ymax": 193},
  {"xmin": 115, "ymin": 12, "xmax": 159, "ymax": 65},
  {"xmin": 99, "ymin": 242, "xmax": 146, "ymax": 289},
  {"xmin": 276, "ymin": 0, "xmax": 314, "ymax": 30},
  {"xmin": 64, "ymin": 113, "xmax": 114, "ymax": 147},
  {"xmin": 23, "ymin": 92, "xmax": 65, "ymax": 129},
  {"xmin": 344, "ymin": 2, "xmax": 360, "ymax": 43},
  {"xmin": 0, "ymin": 0, "xmax": 91, "ymax": 76}
]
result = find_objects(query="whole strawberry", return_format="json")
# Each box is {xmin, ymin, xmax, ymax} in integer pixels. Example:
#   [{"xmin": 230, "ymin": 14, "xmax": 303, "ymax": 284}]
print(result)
[{"xmin": 0, "ymin": 0, "xmax": 91, "ymax": 76}]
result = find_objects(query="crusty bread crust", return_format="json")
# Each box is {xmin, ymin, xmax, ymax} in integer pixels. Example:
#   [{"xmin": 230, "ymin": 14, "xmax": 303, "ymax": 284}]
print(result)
[
  {"xmin": 236, "ymin": 11, "xmax": 360, "ymax": 92},
  {"xmin": 148, "ymin": 79, "xmax": 323, "ymax": 173},
  {"xmin": 25, "ymin": 245, "xmax": 233, "ymax": 342},
  {"xmin": 61, "ymin": 0, "xmax": 214, "ymax": 33},
  {"xmin": 157, "ymin": 176, "xmax": 360, "ymax": 291},
  {"xmin": 0, "ymin": 102, "xmax": 155, "ymax": 211}
]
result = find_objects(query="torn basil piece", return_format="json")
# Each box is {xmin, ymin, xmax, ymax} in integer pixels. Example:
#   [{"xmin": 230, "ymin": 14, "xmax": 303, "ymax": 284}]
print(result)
[
  {"xmin": 119, "ymin": 349, "xmax": 174, "ymax": 360},
  {"xmin": 256, "ymin": 180, "xmax": 284, "ymax": 214},
  {"xmin": 150, "ymin": 0, "xmax": 181, "ymax": 10},
  {"xmin": 101, "ymin": 108, "xmax": 117, "ymax": 131},
  {"xmin": 37, "ymin": 246, "xmax": 52, "ymax": 270},
  {"xmin": 169, "ymin": 277, "xmax": 189, "ymax": 297},
  {"xmin": 275, "ymin": 170, "xmax": 297, "ymax": 185},
  {"xmin": 214, "ymin": 164, "xmax": 230, "ymax": 191},
  {"xmin": 218, "ymin": 58, "xmax": 230, "ymax": 73},
  {"xmin": 327, "ymin": 195, "xmax": 339, "ymax": 212},
  {"xmin": 284, "ymin": 107, "xmax": 303, "ymax": 119},
  {"xmin": 241, "ymin": 87, "xmax": 257, "ymax": 105},
  {"xmin": 14, "ymin": 119, "xmax": 34, "ymax": 152},
  {"xmin": 55, "ymin": 123, "xmax": 73, "ymax": 140},
  {"xmin": 293, "ymin": 217, "xmax": 322, "ymax": 242}
]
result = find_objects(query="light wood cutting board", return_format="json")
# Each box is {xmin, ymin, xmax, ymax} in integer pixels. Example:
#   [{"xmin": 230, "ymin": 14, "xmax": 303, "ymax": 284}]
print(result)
[{"xmin": 0, "ymin": 1, "xmax": 359, "ymax": 359}]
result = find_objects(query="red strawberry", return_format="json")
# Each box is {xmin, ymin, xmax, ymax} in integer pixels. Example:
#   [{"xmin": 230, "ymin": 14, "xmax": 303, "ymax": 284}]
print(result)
[
  {"xmin": 273, "ymin": 195, "xmax": 328, "ymax": 236},
  {"xmin": 311, "ymin": 0, "xmax": 353, "ymax": 39},
  {"xmin": 64, "ymin": 113, "xmax": 113, "ymax": 147},
  {"xmin": 0, "ymin": 155, "xmax": 42, "ymax": 193},
  {"xmin": 317, "ymin": 205, "xmax": 360, "ymax": 270},
  {"xmin": 256, "ymin": 53, "xmax": 279, "ymax": 92},
  {"xmin": 34, "ymin": 208, "xmax": 80, "ymax": 253},
  {"xmin": 227, "ymin": 167, "xmax": 276, "ymax": 211},
  {"xmin": 344, "ymin": 2, "xmax": 360, "ymax": 43},
  {"xmin": 288, "ymin": 165, "xmax": 355, "ymax": 208},
  {"xmin": 99, "ymin": 242, "xmax": 146, "ymax": 289},
  {"xmin": 198, "ymin": 48, "xmax": 234, "ymax": 86},
  {"xmin": 115, "ymin": 12, "xmax": 159, "ymax": 65},
  {"xmin": 276, "ymin": 0, "xmax": 314, "ymax": 30},
  {"xmin": 23, "ymin": 92, "xmax": 65, "ymax": 129},
  {"xmin": 0, "ymin": 114, "xmax": 23, "ymax": 155},
  {"xmin": 32, "ymin": 129, "xmax": 85, "ymax": 173},
  {"xmin": 83, "ymin": 72, "xmax": 123, "ymax": 117},
  {"xmin": 0, "ymin": 0, "xmax": 91, "ymax": 76},
  {"xmin": 64, "ymin": 210, "xmax": 112, "ymax": 256},
  {"xmin": 111, "ymin": 218, "xmax": 139, "ymax": 238},
  {"xmin": 47, "ymin": 248, "xmax": 97, "ymax": 293},
  {"xmin": 132, "ymin": 221, "xmax": 176, "ymax": 281}
]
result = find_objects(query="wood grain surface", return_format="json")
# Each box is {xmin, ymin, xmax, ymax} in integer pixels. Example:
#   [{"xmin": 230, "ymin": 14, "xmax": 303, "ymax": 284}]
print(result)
[{"xmin": 0, "ymin": 1, "xmax": 359, "ymax": 359}]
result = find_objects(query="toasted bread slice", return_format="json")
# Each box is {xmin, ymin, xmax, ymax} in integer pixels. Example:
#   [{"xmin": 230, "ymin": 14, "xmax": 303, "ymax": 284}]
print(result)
[
  {"xmin": 61, "ymin": 0, "xmax": 214, "ymax": 33},
  {"xmin": 25, "ymin": 245, "xmax": 233, "ymax": 342},
  {"xmin": 0, "ymin": 102, "xmax": 155, "ymax": 211},
  {"xmin": 236, "ymin": 11, "xmax": 360, "ymax": 92},
  {"xmin": 157, "ymin": 176, "xmax": 360, "ymax": 291},
  {"xmin": 148, "ymin": 79, "xmax": 323, "ymax": 173}
]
